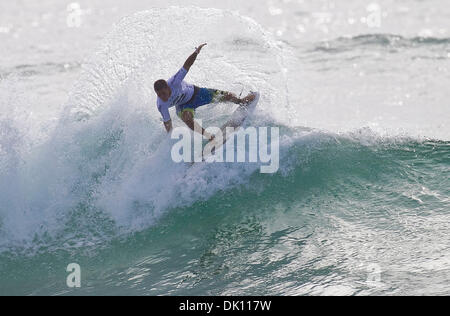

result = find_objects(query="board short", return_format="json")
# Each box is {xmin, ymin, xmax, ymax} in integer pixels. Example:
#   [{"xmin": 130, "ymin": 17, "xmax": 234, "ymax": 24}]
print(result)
[{"xmin": 176, "ymin": 86, "xmax": 227, "ymax": 118}]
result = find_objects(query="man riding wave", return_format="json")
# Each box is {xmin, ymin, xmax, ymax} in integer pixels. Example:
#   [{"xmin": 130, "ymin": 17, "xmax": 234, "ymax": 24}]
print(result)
[{"xmin": 154, "ymin": 43, "xmax": 256, "ymax": 141}]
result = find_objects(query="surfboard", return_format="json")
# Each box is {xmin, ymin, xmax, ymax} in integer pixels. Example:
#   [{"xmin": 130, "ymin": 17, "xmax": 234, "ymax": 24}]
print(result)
[{"xmin": 202, "ymin": 91, "xmax": 260, "ymax": 159}]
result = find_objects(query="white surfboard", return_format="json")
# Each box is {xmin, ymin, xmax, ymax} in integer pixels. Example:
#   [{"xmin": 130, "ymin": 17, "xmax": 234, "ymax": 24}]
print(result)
[{"xmin": 202, "ymin": 91, "xmax": 260, "ymax": 160}]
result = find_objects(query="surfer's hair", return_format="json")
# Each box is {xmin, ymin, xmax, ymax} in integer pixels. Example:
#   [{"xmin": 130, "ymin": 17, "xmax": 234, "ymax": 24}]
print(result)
[{"xmin": 154, "ymin": 79, "xmax": 168, "ymax": 92}]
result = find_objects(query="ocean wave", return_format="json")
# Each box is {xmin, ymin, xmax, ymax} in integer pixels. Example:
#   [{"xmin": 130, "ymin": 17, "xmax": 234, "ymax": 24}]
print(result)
[
  {"xmin": 0, "ymin": 116, "xmax": 447, "ymax": 256},
  {"xmin": 311, "ymin": 33, "xmax": 450, "ymax": 53},
  {"xmin": 1, "ymin": 6, "xmax": 449, "ymax": 258},
  {"xmin": 0, "ymin": 62, "xmax": 81, "ymax": 78}
]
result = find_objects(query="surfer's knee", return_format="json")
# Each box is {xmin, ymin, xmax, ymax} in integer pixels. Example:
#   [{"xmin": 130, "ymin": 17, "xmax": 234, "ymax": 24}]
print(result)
[{"xmin": 181, "ymin": 110, "xmax": 194, "ymax": 122}]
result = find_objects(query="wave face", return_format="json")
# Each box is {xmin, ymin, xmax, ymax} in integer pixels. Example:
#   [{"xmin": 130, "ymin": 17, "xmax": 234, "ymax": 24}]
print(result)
[{"xmin": 0, "ymin": 4, "xmax": 449, "ymax": 296}]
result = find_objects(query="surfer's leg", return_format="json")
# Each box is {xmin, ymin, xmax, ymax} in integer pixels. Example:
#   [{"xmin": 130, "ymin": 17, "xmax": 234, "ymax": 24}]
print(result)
[
  {"xmin": 179, "ymin": 110, "xmax": 196, "ymax": 131},
  {"xmin": 179, "ymin": 110, "xmax": 214, "ymax": 140},
  {"xmin": 211, "ymin": 90, "xmax": 255, "ymax": 105},
  {"xmin": 186, "ymin": 87, "xmax": 255, "ymax": 109}
]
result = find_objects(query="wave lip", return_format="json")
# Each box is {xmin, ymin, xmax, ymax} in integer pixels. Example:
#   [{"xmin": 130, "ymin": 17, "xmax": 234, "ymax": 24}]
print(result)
[{"xmin": 62, "ymin": 6, "xmax": 290, "ymax": 123}]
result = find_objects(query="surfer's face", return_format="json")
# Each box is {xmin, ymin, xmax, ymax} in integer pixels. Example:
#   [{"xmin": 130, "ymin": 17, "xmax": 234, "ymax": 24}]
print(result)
[{"xmin": 156, "ymin": 87, "xmax": 171, "ymax": 102}]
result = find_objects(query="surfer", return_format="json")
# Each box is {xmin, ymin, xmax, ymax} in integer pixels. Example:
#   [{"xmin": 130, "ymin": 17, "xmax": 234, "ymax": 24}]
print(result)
[{"xmin": 154, "ymin": 43, "xmax": 256, "ymax": 141}]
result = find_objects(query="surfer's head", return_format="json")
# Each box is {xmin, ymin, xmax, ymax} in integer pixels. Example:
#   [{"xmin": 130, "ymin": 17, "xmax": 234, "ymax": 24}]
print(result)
[{"xmin": 154, "ymin": 80, "xmax": 171, "ymax": 102}]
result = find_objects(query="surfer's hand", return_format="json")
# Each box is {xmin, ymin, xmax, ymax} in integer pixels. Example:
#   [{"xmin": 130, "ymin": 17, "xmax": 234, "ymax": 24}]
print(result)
[{"xmin": 195, "ymin": 43, "xmax": 207, "ymax": 54}]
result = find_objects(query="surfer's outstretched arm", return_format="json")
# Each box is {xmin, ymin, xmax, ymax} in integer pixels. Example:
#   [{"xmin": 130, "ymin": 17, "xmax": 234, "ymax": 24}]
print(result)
[{"xmin": 183, "ymin": 43, "xmax": 207, "ymax": 71}]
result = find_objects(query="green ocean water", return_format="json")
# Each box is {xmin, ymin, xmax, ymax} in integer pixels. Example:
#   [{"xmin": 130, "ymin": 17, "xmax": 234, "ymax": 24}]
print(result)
[
  {"xmin": 1, "ymin": 134, "xmax": 448, "ymax": 295},
  {"xmin": 1, "ymin": 6, "xmax": 450, "ymax": 296}
]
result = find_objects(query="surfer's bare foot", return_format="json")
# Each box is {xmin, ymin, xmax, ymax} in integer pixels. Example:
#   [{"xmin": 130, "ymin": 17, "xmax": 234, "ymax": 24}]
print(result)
[
  {"xmin": 223, "ymin": 92, "xmax": 240, "ymax": 103},
  {"xmin": 222, "ymin": 91, "xmax": 255, "ymax": 105},
  {"xmin": 240, "ymin": 93, "xmax": 255, "ymax": 105}
]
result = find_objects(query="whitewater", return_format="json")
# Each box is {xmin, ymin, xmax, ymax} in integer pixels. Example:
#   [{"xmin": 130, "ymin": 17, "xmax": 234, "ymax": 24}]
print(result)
[{"xmin": 0, "ymin": 1, "xmax": 449, "ymax": 295}]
